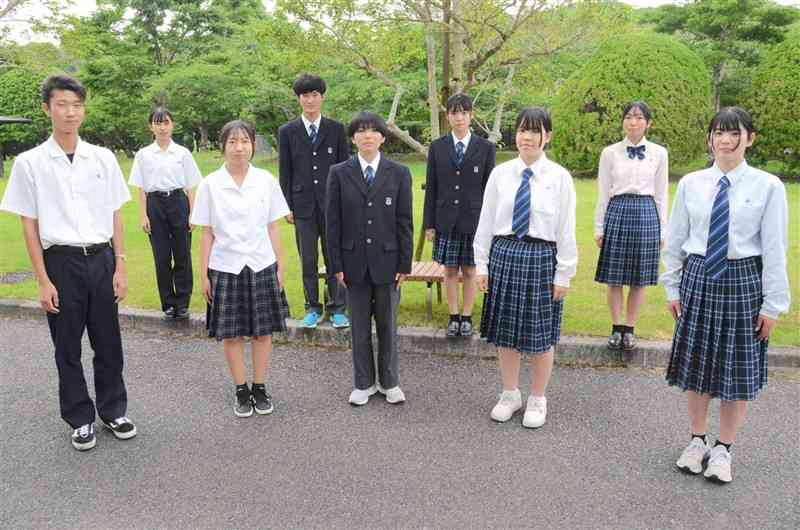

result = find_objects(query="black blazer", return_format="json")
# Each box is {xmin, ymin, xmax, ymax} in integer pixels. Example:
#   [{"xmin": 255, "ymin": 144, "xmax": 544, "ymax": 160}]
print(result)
[
  {"xmin": 422, "ymin": 133, "xmax": 496, "ymax": 234},
  {"xmin": 278, "ymin": 116, "xmax": 349, "ymax": 219},
  {"xmin": 326, "ymin": 156, "xmax": 413, "ymax": 285}
]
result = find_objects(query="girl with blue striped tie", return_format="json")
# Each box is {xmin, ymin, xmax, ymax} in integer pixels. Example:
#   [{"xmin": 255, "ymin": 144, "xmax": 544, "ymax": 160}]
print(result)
[
  {"xmin": 661, "ymin": 107, "xmax": 790, "ymax": 484},
  {"xmin": 474, "ymin": 107, "xmax": 577, "ymax": 429}
]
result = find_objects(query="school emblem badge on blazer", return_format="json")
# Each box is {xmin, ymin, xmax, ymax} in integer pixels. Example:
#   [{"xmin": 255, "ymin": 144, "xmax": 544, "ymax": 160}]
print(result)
[
  {"xmin": 473, "ymin": 165, "xmax": 479, "ymax": 173},
  {"xmin": 385, "ymin": 197, "xmax": 392, "ymax": 206}
]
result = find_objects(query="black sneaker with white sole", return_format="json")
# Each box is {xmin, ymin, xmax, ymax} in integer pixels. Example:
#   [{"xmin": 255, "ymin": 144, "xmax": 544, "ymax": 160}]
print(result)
[
  {"xmin": 234, "ymin": 386, "xmax": 253, "ymax": 418},
  {"xmin": 101, "ymin": 416, "xmax": 137, "ymax": 440},
  {"xmin": 71, "ymin": 422, "xmax": 97, "ymax": 451},
  {"xmin": 251, "ymin": 383, "xmax": 274, "ymax": 415}
]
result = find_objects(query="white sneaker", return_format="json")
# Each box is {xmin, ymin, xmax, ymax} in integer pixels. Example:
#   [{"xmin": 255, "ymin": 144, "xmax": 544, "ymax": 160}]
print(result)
[
  {"xmin": 348, "ymin": 385, "xmax": 377, "ymax": 406},
  {"xmin": 704, "ymin": 445, "xmax": 733, "ymax": 483},
  {"xmin": 676, "ymin": 437, "xmax": 711, "ymax": 475},
  {"xmin": 383, "ymin": 386, "xmax": 406, "ymax": 404},
  {"xmin": 522, "ymin": 395, "xmax": 547, "ymax": 428},
  {"xmin": 490, "ymin": 389, "xmax": 522, "ymax": 422}
]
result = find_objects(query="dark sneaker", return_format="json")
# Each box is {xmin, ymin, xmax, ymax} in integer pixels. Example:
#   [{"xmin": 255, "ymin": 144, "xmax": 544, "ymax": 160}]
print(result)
[
  {"xmin": 163, "ymin": 307, "xmax": 176, "ymax": 320},
  {"xmin": 71, "ymin": 423, "xmax": 97, "ymax": 451},
  {"xmin": 251, "ymin": 384, "xmax": 274, "ymax": 415},
  {"xmin": 459, "ymin": 319, "xmax": 473, "ymax": 337},
  {"xmin": 234, "ymin": 387, "xmax": 253, "ymax": 418},
  {"xmin": 608, "ymin": 331, "xmax": 623, "ymax": 350},
  {"xmin": 101, "ymin": 416, "xmax": 137, "ymax": 440},
  {"xmin": 174, "ymin": 308, "xmax": 189, "ymax": 320},
  {"xmin": 446, "ymin": 319, "xmax": 461, "ymax": 337},
  {"xmin": 622, "ymin": 331, "xmax": 637, "ymax": 350}
]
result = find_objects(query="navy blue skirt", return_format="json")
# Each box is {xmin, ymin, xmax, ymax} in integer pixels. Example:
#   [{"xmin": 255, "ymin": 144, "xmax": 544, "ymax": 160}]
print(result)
[
  {"xmin": 207, "ymin": 263, "xmax": 289, "ymax": 340},
  {"xmin": 666, "ymin": 255, "xmax": 767, "ymax": 401},
  {"xmin": 480, "ymin": 236, "xmax": 563, "ymax": 355},
  {"xmin": 595, "ymin": 194, "xmax": 660, "ymax": 286},
  {"xmin": 433, "ymin": 229, "xmax": 476, "ymax": 267}
]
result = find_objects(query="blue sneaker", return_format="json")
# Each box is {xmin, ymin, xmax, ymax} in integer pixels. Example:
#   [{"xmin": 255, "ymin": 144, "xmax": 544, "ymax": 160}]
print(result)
[
  {"xmin": 302, "ymin": 311, "xmax": 321, "ymax": 328},
  {"xmin": 331, "ymin": 313, "xmax": 350, "ymax": 329}
]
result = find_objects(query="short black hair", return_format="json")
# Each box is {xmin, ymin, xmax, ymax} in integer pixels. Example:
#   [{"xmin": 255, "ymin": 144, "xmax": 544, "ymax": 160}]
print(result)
[
  {"xmin": 347, "ymin": 112, "xmax": 389, "ymax": 138},
  {"xmin": 622, "ymin": 101, "xmax": 652, "ymax": 122},
  {"xmin": 219, "ymin": 120, "xmax": 257, "ymax": 160},
  {"xmin": 149, "ymin": 107, "xmax": 174, "ymax": 124},
  {"xmin": 446, "ymin": 93, "xmax": 473, "ymax": 113},
  {"xmin": 292, "ymin": 74, "xmax": 326, "ymax": 96},
  {"xmin": 707, "ymin": 107, "xmax": 756, "ymax": 154},
  {"xmin": 41, "ymin": 75, "xmax": 86, "ymax": 105}
]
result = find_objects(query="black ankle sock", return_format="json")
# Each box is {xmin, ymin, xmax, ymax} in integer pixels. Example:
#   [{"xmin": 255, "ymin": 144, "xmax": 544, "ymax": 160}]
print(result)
[
  {"xmin": 622, "ymin": 325, "xmax": 634, "ymax": 334},
  {"xmin": 461, "ymin": 315, "xmax": 472, "ymax": 322},
  {"xmin": 691, "ymin": 433, "xmax": 707, "ymax": 443},
  {"xmin": 715, "ymin": 440, "xmax": 732, "ymax": 452},
  {"xmin": 612, "ymin": 324, "xmax": 624, "ymax": 334},
  {"xmin": 449, "ymin": 314, "xmax": 461, "ymax": 323}
]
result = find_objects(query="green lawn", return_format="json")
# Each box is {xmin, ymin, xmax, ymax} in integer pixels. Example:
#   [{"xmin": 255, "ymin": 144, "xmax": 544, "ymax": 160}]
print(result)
[{"xmin": 2, "ymin": 153, "xmax": 798, "ymax": 345}]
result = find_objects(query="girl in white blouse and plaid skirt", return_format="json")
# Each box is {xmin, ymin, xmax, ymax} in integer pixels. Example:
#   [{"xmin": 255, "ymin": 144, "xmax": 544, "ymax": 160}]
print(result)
[{"xmin": 475, "ymin": 108, "xmax": 577, "ymax": 429}]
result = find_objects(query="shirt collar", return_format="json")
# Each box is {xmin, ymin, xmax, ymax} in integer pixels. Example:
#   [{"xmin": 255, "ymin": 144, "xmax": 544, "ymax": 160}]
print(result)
[
  {"xmin": 219, "ymin": 164, "xmax": 257, "ymax": 189},
  {"xmin": 46, "ymin": 135, "xmax": 90, "ymax": 160},
  {"xmin": 623, "ymin": 136, "xmax": 647, "ymax": 148},
  {"xmin": 452, "ymin": 130, "xmax": 471, "ymax": 148},
  {"xmin": 711, "ymin": 159, "xmax": 749, "ymax": 186},
  {"xmin": 358, "ymin": 152, "xmax": 381, "ymax": 174},
  {"xmin": 146, "ymin": 140, "xmax": 177, "ymax": 154},
  {"xmin": 301, "ymin": 114, "xmax": 322, "ymax": 132},
  {"xmin": 516, "ymin": 153, "xmax": 549, "ymax": 176}
]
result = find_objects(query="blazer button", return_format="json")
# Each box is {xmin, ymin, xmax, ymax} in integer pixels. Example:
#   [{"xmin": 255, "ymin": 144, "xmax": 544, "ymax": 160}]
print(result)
[
  {"xmin": 312, "ymin": 151, "xmax": 317, "ymax": 156},
  {"xmin": 366, "ymin": 238, "xmax": 372, "ymax": 244},
  {"xmin": 313, "ymin": 165, "xmax": 318, "ymax": 170},
  {"xmin": 454, "ymin": 199, "xmax": 459, "ymax": 205},
  {"xmin": 314, "ymin": 179, "xmax": 318, "ymax": 184},
  {"xmin": 367, "ymin": 219, "xmax": 373, "ymax": 224},
  {"xmin": 367, "ymin": 202, "xmax": 373, "ymax": 207},
  {"xmin": 456, "ymin": 170, "xmax": 461, "ymax": 175},
  {"xmin": 455, "ymin": 185, "xmax": 460, "ymax": 190}
]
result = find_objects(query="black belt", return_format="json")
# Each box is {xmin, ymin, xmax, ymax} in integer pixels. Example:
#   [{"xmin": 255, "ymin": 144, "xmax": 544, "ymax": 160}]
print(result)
[
  {"xmin": 147, "ymin": 189, "xmax": 182, "ymax": 197},
  {"xmin": 46, "ymin": 242, "xmax": 111, "ymax": 256},
  {"xmin": 498, "ymin": 235, "xmax": 552, "ymax": 245}
]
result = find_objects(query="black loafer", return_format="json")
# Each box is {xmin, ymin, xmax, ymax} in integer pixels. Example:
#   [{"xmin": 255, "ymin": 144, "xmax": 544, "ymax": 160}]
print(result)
[
  {"xmin": 459, "ymin": 320, "xmax": 473, "ymax": 337},
  {"xmin": 163, "ymin": 307, "xmax": 175, "ymax": 320},
  {"xmin": 446, "ymin": 320, "xmax": 461, "ymax": 337},
  {"xmin": 174, "ymin": 308, "xmax": 189, "ymax": 320}
]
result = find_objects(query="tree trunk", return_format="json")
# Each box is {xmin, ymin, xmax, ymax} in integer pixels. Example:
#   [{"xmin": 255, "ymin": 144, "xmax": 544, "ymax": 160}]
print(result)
[
  {"xmin": 199, "ymin": 124, "xmax": 210, "ymax": 149},
  {"xmin": 0, "ymin": 145, "xmax": 4, "ymax": 179},
  {"xmin": 451, "ymin": 0, "xmax": 464, "ymax": 94},
  {"xmin": 424, "ymin": 1, "xmax": 440, "ymax": 140},
  {"xmin": 440, "ymin": 0, "xmax": 451, "ymax": 133},
  {"xmin": 489, "ymin": 65, "xmax": 516, "ymax": 144},
  {"xmin": 713, "ymin": 61, "xmax": 726, "ymax": 112}
]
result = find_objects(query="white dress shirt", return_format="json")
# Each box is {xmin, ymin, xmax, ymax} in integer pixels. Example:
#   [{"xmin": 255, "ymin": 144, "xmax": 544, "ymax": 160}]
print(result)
[
  {"xmin": 474, "ymin": 155, "xmax": 578, "ymax": 286},
  {"xmin": 594, "ymin": 137, "xmax": 669, "ymax": 239},
  {"xmin": 451, "ymin": 130, "xmax": 471, "ymax": 152},
  {"xmin": 660, "ymin": 160, "xmax": 790, "ymax": 319},
  {"xmin": 0, "ymin": 136, "xmax": 130, "ymax": 249},
  {"xmin": 301, "ymin": 114, "xmax": 322, "ymax": 137},
  {"xmin": 190, "ymin": 164, "xmax": 290, "ymax": 274},
  {"xmin": 358, "ymin": 152, "xmax": 381, "ymax": 176},
  {"xmin": 128, "ymin": 141, "xmax": 202, "ymax": 192}
]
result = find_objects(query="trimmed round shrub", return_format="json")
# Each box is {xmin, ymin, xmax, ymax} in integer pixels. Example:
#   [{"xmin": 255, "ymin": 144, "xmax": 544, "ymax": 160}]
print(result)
[
  {"xmin": 747, "ymin": 30, "xmax": 800, "ymax": 174},
  {"xmin": 550, "ymin": 32, "xmax": 712, "ymax": 175}
]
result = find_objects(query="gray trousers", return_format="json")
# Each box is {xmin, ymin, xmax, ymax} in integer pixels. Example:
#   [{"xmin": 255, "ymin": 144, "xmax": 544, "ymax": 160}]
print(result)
[
  {"xmin": 347, "ymin": 279, "xmax": 400, "ymax": 390},
  {"xmin": 294, "ymin": 206, "xmax": 346, "ymax": 314}
]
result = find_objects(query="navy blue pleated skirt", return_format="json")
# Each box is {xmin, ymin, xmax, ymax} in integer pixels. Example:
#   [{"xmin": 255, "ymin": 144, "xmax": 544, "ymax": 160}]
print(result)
[
  {"xmin": 480, "ymin": 236, "xmax": 563, "ymax": 355},
  {"xmin": 433, "ymin": 229, "xmax": 475, "ymax": 267},
  {"xmin": 666, "ymin": 255, "xmax": 767, "ymax": 401},
  {"xmin": 595, "ymin": 194, "xmax": 660, "ymax": 286},
  {"xmin": 207, "ymin": 263, "xmax": 289, "ymax": 340}
]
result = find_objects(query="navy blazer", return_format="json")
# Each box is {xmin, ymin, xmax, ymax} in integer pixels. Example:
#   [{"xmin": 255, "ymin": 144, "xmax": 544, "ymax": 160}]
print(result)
[
  {"xmin": 278, "ymin": 116, "xmax": 349, "ymax": 218},
  {"xmin": 422, "ymin": 133, "xmax": 496, "ymax": 234},
  {"xmin": 326, "ymin": 156, "xmax": 413, "ymax": 285}
]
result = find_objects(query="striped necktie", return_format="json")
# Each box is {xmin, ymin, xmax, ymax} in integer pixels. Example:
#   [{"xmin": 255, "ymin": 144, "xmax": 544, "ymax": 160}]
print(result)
[
  {"xmin": 705, "ymin": 175, "xmax": 731, "ymax": 279},
  {"xmin": 364, "ymin": 165, "xmax": 375, "ymax": 187},
  {"xmin": 309, "ymin": 123, "xmax": 317, "ymax": 145},
  {"xmin": 511, "ymin": 168, "xmax": 533, "ymax": 239},
  {"xmin": 455, "ymin": 141, "xmax": 465, "ymax": 165}
]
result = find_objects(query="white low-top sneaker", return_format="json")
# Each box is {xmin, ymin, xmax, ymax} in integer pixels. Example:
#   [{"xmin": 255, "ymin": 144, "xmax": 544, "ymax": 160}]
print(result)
[
  {"xmin": 490, "ymin": 389, "xmax": 522, "ymax": 422},
  {"xmin": 522, "ymin": 395, "xmax": 547, "ymax": 428},
  {"xmin": 383, "ymin": 386, "xmax": 406, "ymax": 404},
  {"xmin": 704, "ymin": 445, "xmax": 733, "ymax": 483},
  {"xmin": 348, "ymin": 385, "xmax": 377, "ymax": 406},
  {"xmin": 676, "ymin": 437, "xmax": 711, "ymax": 475}
]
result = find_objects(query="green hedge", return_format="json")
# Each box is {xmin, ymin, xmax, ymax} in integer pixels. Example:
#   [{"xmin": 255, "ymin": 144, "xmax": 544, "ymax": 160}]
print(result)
[{"xmin": 550, "ymin": 32, "xmax": 712, "ymax": 175}]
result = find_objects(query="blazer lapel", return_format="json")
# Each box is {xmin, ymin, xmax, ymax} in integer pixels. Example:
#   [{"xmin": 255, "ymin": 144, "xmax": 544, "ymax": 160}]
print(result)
[
  {"xmin": 447, "ymin": 136, "xmax": 461, "ymax": 168},
  {"xmin": 367, "ymin": 158, "xmax": 390, "ymax": 200},
  {"xmin": 346, "ymin": 156, "xmax": 369, "ymax": 197},
  {"xmin": 314, "ymin": 117, "xmax": 329, "ymax": 148},
  {"xmin": 462, "ymin": 136, "xmax": 480, "ymax": 164}
]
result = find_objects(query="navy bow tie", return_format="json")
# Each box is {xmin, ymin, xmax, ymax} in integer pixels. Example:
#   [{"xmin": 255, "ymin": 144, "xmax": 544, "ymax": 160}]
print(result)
[{"xmin": 627, "ymin": 145, "xmax": 646, "ymax": 160}]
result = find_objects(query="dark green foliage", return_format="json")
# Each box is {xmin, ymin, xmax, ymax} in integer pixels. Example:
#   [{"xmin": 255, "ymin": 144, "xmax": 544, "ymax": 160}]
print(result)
[
  {"xmin": 0, "ymin": 67, "xmax": 51, "ymax": 157},
  {"xmin": 747, "ymin": 30, "xmax": 800, "ymax": 173},
  {"xmin": 550, "ymin": 32, "xmax": 712, "ymax": 174}
]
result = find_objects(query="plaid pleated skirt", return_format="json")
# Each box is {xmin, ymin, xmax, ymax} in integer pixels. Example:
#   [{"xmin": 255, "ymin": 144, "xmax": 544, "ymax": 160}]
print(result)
[
  {"xmin": 433, "ymin": 229, "xmax": 476, "ymax": 267},
  {"xmin": 207, "ymin": 264, "xmax": 289, "ymax": 340},
  {"xmin": 595, "ymin": 194, "xmax": 660, "ymax": 286},
  {"xmin": 666, "ymin": 255, "xmax": 767, "ymax": 401},
  {"xmin": 480, "ymin": 236, "xmax": 563, "ymax": 355}
]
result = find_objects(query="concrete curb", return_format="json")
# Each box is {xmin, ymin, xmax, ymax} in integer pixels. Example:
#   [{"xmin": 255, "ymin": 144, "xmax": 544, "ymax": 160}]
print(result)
[{"xmin": 1, "ymin": 298, "xmax": 797, "ymax": 370}]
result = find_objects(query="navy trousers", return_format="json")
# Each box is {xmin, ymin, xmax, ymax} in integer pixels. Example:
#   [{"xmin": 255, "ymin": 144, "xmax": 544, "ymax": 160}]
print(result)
[{"xmin": 147, "ymin": 191, "xmax": 193, "ymax": 312}]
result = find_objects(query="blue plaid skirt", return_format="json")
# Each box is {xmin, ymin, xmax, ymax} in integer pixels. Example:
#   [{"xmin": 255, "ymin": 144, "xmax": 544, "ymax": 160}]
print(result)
[
  {"xmin": 433, "ymin": 230, "xmax": 475, "ymax": 267},
  {"xmin": 480, "ymin": 236, "xmax": 563, "ymax": 355},
  {"xmin": 666, "ymin": 255, "xmax": 767, "ymax": 401},
  {"xmin": 207, "ymin": 264, "xmax": 289, "ymax": 340},
  {"xmin": 595, "ymin": 194, "xmax": 660, "ymax": 286}
]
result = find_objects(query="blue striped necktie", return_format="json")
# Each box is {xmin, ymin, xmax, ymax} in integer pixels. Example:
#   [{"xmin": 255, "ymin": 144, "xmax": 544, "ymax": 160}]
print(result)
[
  {"xmin": 511, "ymin": 168, "xmax": 533, "ymax": 239},
  {"xmin": 705, "ymin": 175, "xmax": 731, "ymax": 279},
  {"xmin": 455, "ymin": 141, "xmax": 465, "ymax": 165},
  {"xmin": 309, "ymin": 123, "xmax": 317, "ymax": 145},
  {"xmin": 364, "ymin": 165, "xmax": 375, "ymax": 187}
]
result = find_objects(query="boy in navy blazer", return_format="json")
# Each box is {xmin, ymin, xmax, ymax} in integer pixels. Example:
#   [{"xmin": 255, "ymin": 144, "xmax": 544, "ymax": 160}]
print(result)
[
  {"xmin": 326, "ymin": 112, "xmax": 413, "ymax": 406},
  {"xmin": 278, "ymin": 74, "xmax": 350, "ymax": 329},
  {"xmin": 423, "ymin": 94, "xmax": 496, "ymax": 337}
]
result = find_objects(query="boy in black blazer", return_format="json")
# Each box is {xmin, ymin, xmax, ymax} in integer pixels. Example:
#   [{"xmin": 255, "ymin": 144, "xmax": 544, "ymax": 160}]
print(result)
[
  {"xmin": 326, "ymin": 113, "xmax": 413, "ymax": 406},
  {"xmin": 278, "ymin": 74, "xmax": 350, "ymax": 329},
  {"xmin": 423, "ymin": 94, "xmax": 496, "ymax": 337}
]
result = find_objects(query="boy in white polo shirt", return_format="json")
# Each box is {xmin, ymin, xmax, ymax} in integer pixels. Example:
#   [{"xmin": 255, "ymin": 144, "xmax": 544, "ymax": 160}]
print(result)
[{"xmin": 0, "ymin": 75, "xmax": 136, "ymax": 451}]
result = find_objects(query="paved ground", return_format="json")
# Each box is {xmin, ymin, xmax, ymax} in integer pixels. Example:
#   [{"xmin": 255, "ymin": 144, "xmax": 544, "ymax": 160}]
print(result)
[{"xmin": 1, "ymin": 317, "xmax": 798, "ymax": 530}]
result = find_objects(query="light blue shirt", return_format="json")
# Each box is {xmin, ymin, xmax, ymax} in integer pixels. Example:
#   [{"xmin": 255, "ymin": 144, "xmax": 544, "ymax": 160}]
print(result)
[{"xmin": 660, "ymin": 160, "xmax": 790, "ymax": 319}]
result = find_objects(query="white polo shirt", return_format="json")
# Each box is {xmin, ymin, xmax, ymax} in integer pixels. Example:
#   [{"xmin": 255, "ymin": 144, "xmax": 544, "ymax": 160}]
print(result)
[
  {"xmin": 128, "ymin": 140, "xmax": 202, "ymax": 192},
  {"xmin": 190, "ymin": 164, "xmax": 290, "ymax": 274},
  {"xmin": 0, "ymin": 136, "xmax": 131, "ymax": 249}
]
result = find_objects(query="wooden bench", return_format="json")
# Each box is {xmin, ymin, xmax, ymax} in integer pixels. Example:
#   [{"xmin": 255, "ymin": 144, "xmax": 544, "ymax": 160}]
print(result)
[{"xmin": 318, "ymin": 262, "xmax": 461, "ymax": 321}]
